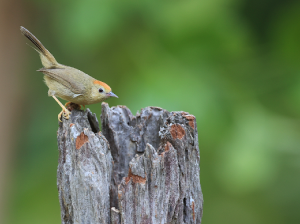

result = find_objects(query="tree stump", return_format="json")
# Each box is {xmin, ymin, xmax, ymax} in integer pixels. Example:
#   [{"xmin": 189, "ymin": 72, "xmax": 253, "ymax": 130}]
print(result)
[{"xmin": 57, "ymin": 103, "xmax": 203, "ymax": 224}]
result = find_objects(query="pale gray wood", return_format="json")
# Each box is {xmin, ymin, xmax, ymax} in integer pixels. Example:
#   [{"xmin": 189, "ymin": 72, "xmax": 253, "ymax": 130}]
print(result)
[
  {"xmin": 57, "ymin": 108, "xmax": 113, "ymax": 224},
  {"xmin": 101, "ymin": 104, "xmax": 171, "ymax": 210},
  {"xmin": 57, "ymin": 103, "xmax": 203, "ymax": 224},
  {"xmin": 111, "ymin": 207, "xmax": 120, "ymax": 224}
]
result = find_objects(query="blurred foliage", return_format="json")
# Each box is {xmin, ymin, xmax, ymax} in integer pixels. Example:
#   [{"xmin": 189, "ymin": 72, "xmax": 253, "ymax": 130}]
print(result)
[{"xmin": 9, "ymin": 0, "xmax": 300, "ymax": 223}]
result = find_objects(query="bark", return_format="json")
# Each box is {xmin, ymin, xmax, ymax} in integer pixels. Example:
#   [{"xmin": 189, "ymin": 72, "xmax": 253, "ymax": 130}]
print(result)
[
  {"xmin": 57, "ymin": 109, "xmax": 112, "ymax": 224},
  {"xmin": 57, "ymin": 103, "xmax": 203, "ymax": 224}
]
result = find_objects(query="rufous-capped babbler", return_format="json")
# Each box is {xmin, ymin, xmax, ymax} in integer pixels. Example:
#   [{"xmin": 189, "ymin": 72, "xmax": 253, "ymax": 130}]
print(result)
[{"xmin": 20, "ymin": 26, "xmax": 118, "ymax": 122}]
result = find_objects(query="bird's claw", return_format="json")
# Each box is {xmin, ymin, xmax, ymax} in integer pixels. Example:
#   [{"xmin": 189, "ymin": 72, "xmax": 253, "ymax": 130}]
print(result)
[{"xmin": 58, "ymin": 109, "xmax": 71, "ymax": 122}]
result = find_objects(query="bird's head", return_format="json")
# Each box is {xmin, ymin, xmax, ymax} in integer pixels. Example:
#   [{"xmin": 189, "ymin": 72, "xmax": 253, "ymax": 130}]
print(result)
[{"xmin": 91, "ymin": 80, "xmax": 118, "ymax": 102}]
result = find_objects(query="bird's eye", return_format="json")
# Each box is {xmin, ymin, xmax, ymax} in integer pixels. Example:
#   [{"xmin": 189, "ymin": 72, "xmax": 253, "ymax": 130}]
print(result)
[{"xmin": 99, "ymin": 88, "xmax": 104, "ymax": 93}]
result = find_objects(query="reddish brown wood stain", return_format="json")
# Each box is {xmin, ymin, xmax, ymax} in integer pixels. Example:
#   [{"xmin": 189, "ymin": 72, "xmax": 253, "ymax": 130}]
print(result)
[
  {"xmin": 182, "ymin": 113, "xmax": 195, "ymax": 129},
  {"xmin": 125, "ymin": 168, "xmax": 146, "ymax": 184},
  {"xmin": 164, "ymin": 141, "xmax": 172, "ymax": 152},
  {"xmin": 191, "ymin": 201, "xmax": 195, "ymax": 221},
  {"xmin": 170, "ymin": 124, "xmax": 185, "ymax": 139},
  {"xmin": 76, "ymin": 132, "xmax": 89, "ymax": 149}
]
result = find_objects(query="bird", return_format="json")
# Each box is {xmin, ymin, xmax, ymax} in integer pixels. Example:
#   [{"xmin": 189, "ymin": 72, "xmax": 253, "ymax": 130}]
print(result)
[{"xmin": 20, "ymin": 26, "xmax": 118, "ymax": 122}]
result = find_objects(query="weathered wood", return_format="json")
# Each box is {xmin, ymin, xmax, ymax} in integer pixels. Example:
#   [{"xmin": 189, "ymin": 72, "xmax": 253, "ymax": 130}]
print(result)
[
  {"xmin": 101, "ymin": 104, "xmax": 171, "ymax": 210},
  {"xmin": 57, "ymin": 109, "xmax": 113, "ymax": 224},
  {"xmin": 57, "ymin": 103, "xmax": 203, "ymax": 224},
  {"xmin": 111, "ymin": 207, "xmax": 120, "ymax": 224}
]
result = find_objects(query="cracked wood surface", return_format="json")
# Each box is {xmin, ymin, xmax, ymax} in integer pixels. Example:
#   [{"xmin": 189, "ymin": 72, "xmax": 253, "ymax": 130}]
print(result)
[
  {"xmin": 57, "ymin": 103, "xmax": 203, "ymax": 224},
  {"xmin": 57, "ymin": 109, "xmax": 112, "ymax": 224}
]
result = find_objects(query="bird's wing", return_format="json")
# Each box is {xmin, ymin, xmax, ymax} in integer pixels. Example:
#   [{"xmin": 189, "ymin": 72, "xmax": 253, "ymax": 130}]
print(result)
[{"xmin": 38, "ymin": 68, "xmax": 86, "ymax": 94}]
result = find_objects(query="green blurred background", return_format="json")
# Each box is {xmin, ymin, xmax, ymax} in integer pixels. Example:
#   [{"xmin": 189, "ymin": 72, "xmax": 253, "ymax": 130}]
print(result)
[{"xmin": 0, "ymin": 0, "xmax": 300, "ymax": 223}]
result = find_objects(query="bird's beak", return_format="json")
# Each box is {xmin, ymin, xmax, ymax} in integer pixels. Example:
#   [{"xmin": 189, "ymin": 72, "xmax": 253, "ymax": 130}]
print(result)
[{"xmin": 107, "ymin": 91, "xmax": 118, "ymax": 98}]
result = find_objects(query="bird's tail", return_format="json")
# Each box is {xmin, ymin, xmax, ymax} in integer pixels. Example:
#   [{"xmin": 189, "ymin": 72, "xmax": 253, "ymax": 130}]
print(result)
[{"xmin": 20, "ymin": 26, "xmax": 60, "ymax": 68}]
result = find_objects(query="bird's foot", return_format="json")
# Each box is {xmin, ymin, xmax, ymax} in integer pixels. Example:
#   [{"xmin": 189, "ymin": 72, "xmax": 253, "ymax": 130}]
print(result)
[
  {"xmin": 65, "ymin": 102, "xmax": 72, "ymax": 108},
  {"xmin": 58, "ymin": 109, "xmax": 71, "ymax": 122}
]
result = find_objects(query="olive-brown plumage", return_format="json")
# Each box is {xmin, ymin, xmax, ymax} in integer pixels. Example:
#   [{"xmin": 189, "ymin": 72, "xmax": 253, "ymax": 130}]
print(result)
[{"xmin": 20, "ymin": 26, "xmax": 117, "ymax": 121}]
